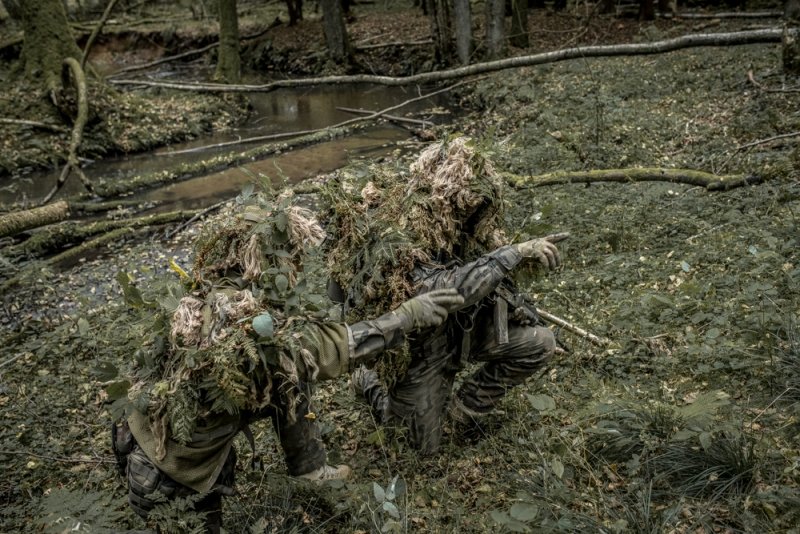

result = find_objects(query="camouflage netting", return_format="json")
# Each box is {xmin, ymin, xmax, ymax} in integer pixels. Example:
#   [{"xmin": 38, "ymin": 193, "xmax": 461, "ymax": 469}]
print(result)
[
  {"xmin": 326, "ymin": 137, "xmax": 508, "ymax": 316},
  {"xmin": 323, "ymin": 137, "xmax": 511, "ymax": 384},
  {"xmin": 123, "ymin": 191, "xmax": 328, "ymax": 459}
]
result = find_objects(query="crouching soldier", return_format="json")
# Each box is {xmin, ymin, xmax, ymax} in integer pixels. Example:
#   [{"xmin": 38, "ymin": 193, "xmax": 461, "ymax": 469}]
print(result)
[{"xmin": 111, "ymin": 193, "xmax": 463, "ymax": 533}]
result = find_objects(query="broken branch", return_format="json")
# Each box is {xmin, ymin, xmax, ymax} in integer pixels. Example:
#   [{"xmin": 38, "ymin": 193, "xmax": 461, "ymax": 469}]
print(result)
[
  {"xmin": 110, "ymin": 29, "xmax": 786, "ymax": 93},
  {"xmin": 538, "ymin": 308, "xmax": 612, "ymax": 347},
  {"xmin": 503, "ymin": 168, "xmax": 762, "ymax": 191}
]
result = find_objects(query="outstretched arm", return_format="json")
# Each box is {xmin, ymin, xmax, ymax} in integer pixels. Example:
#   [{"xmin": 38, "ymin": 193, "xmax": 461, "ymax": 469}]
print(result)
[
  {"xmin": 297, "ymin": 289, "xmax": 464, "ymax": 380},
  {"xmin": 417, "ymin": 233, "xmax": 569, "ymax": 308}
]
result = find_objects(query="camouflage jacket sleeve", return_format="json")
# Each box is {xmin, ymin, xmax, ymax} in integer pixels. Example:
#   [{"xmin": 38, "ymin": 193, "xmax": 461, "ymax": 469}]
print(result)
[
  {"xmin": 414, "ymin": 244, "xmax": 522, "ymax": 307},
  {"xmin": 296, "ymin": 311, "xmax": 409, "ymax": 379}
]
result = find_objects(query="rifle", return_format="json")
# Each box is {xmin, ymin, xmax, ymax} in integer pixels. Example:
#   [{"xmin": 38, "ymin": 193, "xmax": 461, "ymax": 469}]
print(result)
[{"xmin": 493, "ymin": 280, "xmax": 611, "ymax": 349}]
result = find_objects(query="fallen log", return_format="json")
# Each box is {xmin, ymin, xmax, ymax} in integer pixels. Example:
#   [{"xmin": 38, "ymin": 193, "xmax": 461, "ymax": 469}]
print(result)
[
  {"xmin": 109, "ymin": 29, "xmax": 787, "ymax": 93},
  {"xmin": 503, "ymin": 168, "xmax": 763, "ymax": 191},
  {"xmin": 0, "ymin": 201, "xmax": 71, "ymax": 239},
  {"xmin": 3, "ymin": 209, "xmax": 198, "ymax": 260}
]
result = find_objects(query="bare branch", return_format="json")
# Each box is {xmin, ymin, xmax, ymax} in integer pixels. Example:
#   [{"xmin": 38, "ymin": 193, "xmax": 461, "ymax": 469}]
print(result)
[{"xmin": 109, "ymin": 29, "xmax": 786, "ymax": 93}]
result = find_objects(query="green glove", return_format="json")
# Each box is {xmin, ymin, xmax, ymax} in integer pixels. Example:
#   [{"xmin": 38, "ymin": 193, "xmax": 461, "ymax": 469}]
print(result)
[
  {"xmin": 514, "ymin": 232, "xmax": 570, "ymax": 270},
  {"xmin": 394, "ymin": 288, "xmax": 465, "ymax": 330}
]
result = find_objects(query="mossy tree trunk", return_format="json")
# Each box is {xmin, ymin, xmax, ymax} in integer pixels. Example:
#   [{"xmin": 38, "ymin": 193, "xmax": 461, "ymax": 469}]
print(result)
[
  {"xmin": 215, "ymin": 0, "xmax": 241, "ymax": 83},
  {"xmin": 509, "ymin": 0, "xmax": 528, "ymax": 49},
  {"xmin": 427, "ymin": 0, "xmax": 454, "ymax": 66},
  {"xmin": 639, "ymin": 0, "xmax": 656, "ymax": 21},
  {"xmin": 453, "ymin": 0, "xmax": 472, "ymax": 65},
  {"xmin": 20, "ymin": 0, "xmax": 83, "ymax": 93},
  {"xmin": 321, "ymin": 0, "xmax": 350, "ymax": 64}
]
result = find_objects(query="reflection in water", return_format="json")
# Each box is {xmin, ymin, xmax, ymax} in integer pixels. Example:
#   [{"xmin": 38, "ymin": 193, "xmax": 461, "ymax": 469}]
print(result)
[
  {"xmin": 0, "ymin": 84, "xmax": 448, "ymax": 208},
  {"xmin": 141, "ymin": 127, "xmax": 409, "ymax": 211}
]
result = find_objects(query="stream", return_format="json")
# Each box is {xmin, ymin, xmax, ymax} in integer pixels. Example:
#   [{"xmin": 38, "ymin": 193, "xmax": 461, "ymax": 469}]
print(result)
[{"xmin": 0, "ymin": 83, "xmax": 453, "ymax": 210}]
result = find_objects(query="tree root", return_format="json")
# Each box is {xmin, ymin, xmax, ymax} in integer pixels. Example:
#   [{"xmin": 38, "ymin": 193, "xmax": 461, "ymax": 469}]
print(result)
[
  {"xmin": 42, "ymin": 57, "xmax": 92, "ymax": 205},
  {"xmin": 503, "ymin": 168, "xmax": 763, "ymax": 191}
]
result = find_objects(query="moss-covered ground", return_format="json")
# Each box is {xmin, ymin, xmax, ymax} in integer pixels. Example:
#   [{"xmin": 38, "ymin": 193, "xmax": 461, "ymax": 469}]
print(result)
[{"xmin": 1, "ymin": 4, "xmax": 799, "ymax": 534}]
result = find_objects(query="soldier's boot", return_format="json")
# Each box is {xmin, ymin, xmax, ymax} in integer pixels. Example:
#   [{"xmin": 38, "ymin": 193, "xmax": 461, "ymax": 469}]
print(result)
[
  {"xmin": 448, "ymin": 395, "xmax": 503, "ymax": 443},
  {"xmin": 296, "ymin": 463, "xmax": 353, "ymax": 482}
]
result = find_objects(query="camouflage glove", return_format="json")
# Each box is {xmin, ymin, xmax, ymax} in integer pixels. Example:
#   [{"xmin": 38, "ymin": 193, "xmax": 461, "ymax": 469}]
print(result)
[
  {"xmin": 394, "ymin": 289, "xmax": 465, "ymax": 330},
  {"xmin": 514, "ymin": 232, "xmax": 570, "ymax": 270}
]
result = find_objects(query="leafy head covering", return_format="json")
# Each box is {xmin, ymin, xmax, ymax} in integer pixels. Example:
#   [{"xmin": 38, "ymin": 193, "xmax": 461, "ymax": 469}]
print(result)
[{"xmin": 126, "ymin": 191, "xmax": 327, "ymax": 455}]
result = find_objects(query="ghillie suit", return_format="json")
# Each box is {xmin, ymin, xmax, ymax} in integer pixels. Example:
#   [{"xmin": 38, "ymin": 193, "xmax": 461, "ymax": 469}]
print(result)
[
  {"xmin": 112, "ymin": 190, "xmax": 463, "ymax": 531},
  {"xmin": 326, "ymin": 137, "xmax": 559, "ymax": 454}
]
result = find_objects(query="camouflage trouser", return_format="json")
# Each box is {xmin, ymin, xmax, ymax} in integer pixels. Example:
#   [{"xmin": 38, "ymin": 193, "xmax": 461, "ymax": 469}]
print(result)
[
  {"xmin": 359, "ymin": 315, "xmax": 555, "ymax": 454},
  {"xmin": 253, "ymin": 384, "xmax": 327, "ymax": 476},
  {"xmin": 127, "ymin": 445, "xmax": 236, "ymax": 534},
  {"xmin": 114, "ymin": 387, "xmax": 325, "ymax": 532}
]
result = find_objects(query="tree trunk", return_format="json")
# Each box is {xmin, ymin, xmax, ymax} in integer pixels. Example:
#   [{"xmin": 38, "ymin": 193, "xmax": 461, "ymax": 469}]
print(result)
[
  {"xmin": 783, "ymin": 27, "xmax": 800, "ymax": 74},
  {"xmin": 786, "ymin": 0, "xmax": 800, "ymax": 21},
  {"xmin": 598, "ymin": 0, "xmax": 616, "ymax": 15},
  {"xmin": 453, "ymin": 0, "xmax": 472, "ymax": 65},
  {"xmin": 215, "ymin": 0, "xmax": 240, "ymax": 83},
  {"xmin": 320, "ymin": 0, "xmax": 350, "ymax": 64},
  {"xmin": 20, "ymin": 0, "xmax": 83, "ymax": 93},
  {"xmin": 2, "ymin": 0, "xmax": 23, "ymax": 21},
  {"xmin": 485, "ymin": 0, "xmax": 505, "ymax": 60},
  {"xmin": 510, "ymin": 0, "xmax": 528, "ymax": 48},
  {"xmin": 427, "ymin": 0, "xmax": 454, "ymax": 66},
  {"xmin": 639, "ymin": 0, "xmax": 656, "ymax": 20},
  {"xmin": 286, "ymin": 0, "xmax": 302, "ymax": 25}
]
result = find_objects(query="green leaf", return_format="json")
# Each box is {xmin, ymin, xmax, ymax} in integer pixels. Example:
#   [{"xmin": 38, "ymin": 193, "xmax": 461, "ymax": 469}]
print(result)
[
  {"xmin": 274, "ymin": 274, "xmax": 289, "ymax": 293},
  {"xmin": 373, "ymin": 482, "xmax": 386, "ymax": 503},
  {"xmin": 105, "ymin": 380, "xmax": 130, "ymax": 401},
  {"xmin": 93, "ymin": 361, "xmax": 119, "ymax": 381},
  {"xmin": 252, "ymin": 313, "xmax": 274, "ymax": 338},
  {"xmin": 76, "ymin": 317, "xmax": 90, "ymax": 337},
  {"xmin": 116, "ymin": 271, "xmax": 144, "ymax": 307},
  {"xmin": 382, "ymin": 501, "xmax": 400, "ymax": 519},
  {"xmin": 509, "ymin": 502, "xmax": 539, "ymax": 522},
  {"xmin": 274, "ymin": 212, "xmax": 288, "ymax": 232},
  {"xmin": 551, "ymin": 458, "xmax": 564, "ymax": 479},
  {"xmin": 527, "ymin": 393, "xmax": 556, "ymax": 412}
]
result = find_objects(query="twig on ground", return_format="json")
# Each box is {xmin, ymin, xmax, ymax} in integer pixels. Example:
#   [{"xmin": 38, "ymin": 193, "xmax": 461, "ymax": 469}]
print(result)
[
  {"xmin": 0, "ymin": 118, "xmax": 68, "ymax": 133},
  {"xmin": 737, "ymin": 131, "xmax": 800, "ymax": 151},
  {"xmin": 165, "ymin": 199, "xmax": 228, "ymax": 238},
  {"xmin": 0, "ymin": 449, "xmax": 114, "ymax": 464},
  {"xmin": 81, "ymin": 0, "xmax": 121, "ymax": 70},
  {"xmin": 537, "ymin": 308, "xmax": 612, "ymax": 347},
  {"xmin": 503, "ymin": 167, "xmax": 761, "ymax": 191},
  {"xmin": 336, "ymin": 106, "xmax": 434, "ymax": 127}
]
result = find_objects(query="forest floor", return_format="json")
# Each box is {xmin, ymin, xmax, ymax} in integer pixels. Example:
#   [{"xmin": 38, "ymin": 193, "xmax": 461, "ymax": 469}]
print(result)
[{"xmin": 1, "ymin": 2, "xmax": 799, "ymax": 534}]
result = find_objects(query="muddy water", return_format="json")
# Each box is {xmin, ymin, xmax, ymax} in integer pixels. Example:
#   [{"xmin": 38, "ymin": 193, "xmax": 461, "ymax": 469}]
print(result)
[{"xmin": 1, "ymin": 84, "xmax": 449, "ymax": 207}]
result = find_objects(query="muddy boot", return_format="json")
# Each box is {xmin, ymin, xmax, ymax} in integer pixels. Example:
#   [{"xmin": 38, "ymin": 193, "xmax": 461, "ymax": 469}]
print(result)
[
  {"xmin": 448, "ymin": 395, "xmax": 503, "ymax": 444},
  {"xmin": 296, "ymin": 463, "xmax": 352, "ymax": 482}
]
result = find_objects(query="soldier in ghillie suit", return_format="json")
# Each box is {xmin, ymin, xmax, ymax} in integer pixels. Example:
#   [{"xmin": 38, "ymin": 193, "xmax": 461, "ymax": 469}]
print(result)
[
  {"xmin": 111, "ymin": 191, "xmax": 463, "ymax": 533},
  {"xmin": 325, "ymin": 137, "xmax": 567, "ymax": 454}
]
